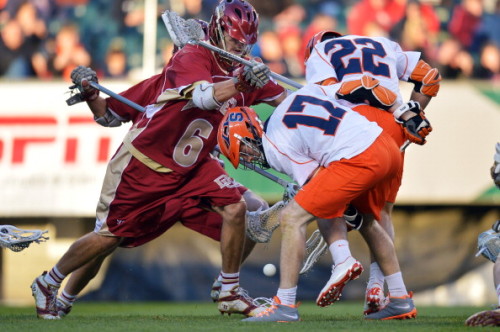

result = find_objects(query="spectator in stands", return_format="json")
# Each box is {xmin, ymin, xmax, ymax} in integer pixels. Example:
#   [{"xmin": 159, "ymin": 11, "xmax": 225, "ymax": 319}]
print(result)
[
  {"xmin": 389, "ymin": 0, "xmax": 440, "ymax": 64},
  {"xmin": 50, "ymin": 23, "xmax": 91, "ymax": 81},
  {"xmin": 346, "ymin": 0, "xmax": 405, "ymax": 37},
  {"xmin": 437, "ymin": 0, "xmax": 483, "ymax": 78},
  {"xmin": 103, "ymin": 38, "xmax": 128, "ymax": 78}
]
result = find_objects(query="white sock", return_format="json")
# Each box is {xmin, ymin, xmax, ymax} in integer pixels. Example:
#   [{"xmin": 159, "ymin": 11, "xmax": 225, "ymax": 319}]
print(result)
[
  {"xmin": 44, "ymin": 266, "xmax": 65, "ymax": 287},
  {"xmin": 496, "ymin": 284, "xmax": 500, "ymax": 306},
  {"xmin": 385, "ymin": 272, "xmax": 408, "ymax": 298},
  {"xmin": 277, "ymin": 287, "xmax": 297, "ymax": 306},
  {"xmin": 220, "ymin": 271, "xmax": 239, "ymax": 292},
  {"xmin": 329, "ymin": 240, "xmax": 351, "ymax": 265},
  {"xmin": 368, "ymin": 262, "xmax": 385, "ymax": 289},
  {"xmin": 59, "ymin": 289, "xmax": 77, "ymax": 306}
]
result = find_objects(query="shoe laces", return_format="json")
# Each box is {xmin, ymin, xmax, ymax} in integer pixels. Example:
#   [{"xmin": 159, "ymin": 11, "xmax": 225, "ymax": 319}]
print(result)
[
  {"xmin": 253, "ymin": 296, "xmax": 273, "ymax": 307},
  {"xmin": 254, "ymin": 297, "xmax": 280, "ymax": 317}
]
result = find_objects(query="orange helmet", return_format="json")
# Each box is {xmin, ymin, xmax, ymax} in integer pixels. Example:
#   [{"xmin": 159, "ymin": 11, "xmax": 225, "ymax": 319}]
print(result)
[
  {"xmin": 304, "ymin": 30, "xmax": 342, "ymax": 63},
  {"xmin": 218, "ymin": 106, "xmax": 264, "ymax": 168}
]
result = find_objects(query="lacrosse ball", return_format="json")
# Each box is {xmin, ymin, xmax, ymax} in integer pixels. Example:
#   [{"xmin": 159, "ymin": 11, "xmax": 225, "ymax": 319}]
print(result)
[{"xmin": 263, "ymin": 263, "xmax": 277, "ymax": 277}]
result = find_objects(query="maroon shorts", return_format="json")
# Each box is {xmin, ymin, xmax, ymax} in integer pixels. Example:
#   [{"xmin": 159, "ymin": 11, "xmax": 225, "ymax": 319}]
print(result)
[{"xmin": 95, "ymin": 147, "xmax": 244, "ymax": 247}]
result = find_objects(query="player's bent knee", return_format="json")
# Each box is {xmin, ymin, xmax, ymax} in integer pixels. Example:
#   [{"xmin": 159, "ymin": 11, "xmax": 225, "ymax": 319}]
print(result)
[{"xmin": 220, "ymin": 201, "xmax": 247, "ymax": 225}]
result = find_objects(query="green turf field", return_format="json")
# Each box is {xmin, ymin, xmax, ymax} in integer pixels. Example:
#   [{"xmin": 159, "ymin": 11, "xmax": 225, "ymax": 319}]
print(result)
[{"xmin": 0, "ymin": 301, "xmax": 494, "ymax": 331}]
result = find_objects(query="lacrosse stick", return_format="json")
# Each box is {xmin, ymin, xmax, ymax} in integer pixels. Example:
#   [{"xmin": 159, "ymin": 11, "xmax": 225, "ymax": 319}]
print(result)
[
  {"xmin": 0, "ymin": 225, "xmax": 49, "ymax": 252},
  {"xmin": 300, "ymin": 229, "xmax": 328, "ymax": 275},
  {"xmin": 66, "ymin": 81, "xmax": 146, "ymax": 113},
  {"xmin": 161, "ymin": 10, "xmax": 303, "ymax": 90},
  {"xmin": 246, "ymin": 201, "xmax": 286, "ymax": 243},
  {"xmin": 400, "ymin": 140, "xmax": 411, "ymax": 151}
]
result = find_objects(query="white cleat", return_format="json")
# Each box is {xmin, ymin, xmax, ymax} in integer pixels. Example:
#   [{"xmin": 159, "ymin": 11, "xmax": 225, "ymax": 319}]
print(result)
[
  {"xmin": 31, "ymin": 272, "xmax": 60, "ymax": 320},
  {"xmin": 316, "ymin": 257, "xmax": 363, "ymax": 307}
]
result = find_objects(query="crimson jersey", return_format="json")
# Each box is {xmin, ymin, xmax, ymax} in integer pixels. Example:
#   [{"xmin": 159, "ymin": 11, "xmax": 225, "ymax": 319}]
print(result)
[{"xmin": 106, "ymin": 44, "xmax": 284, "ymax": 175}]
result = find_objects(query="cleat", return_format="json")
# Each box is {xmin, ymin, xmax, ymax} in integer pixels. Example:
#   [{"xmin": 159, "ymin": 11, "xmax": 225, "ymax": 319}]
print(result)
[
  {"xmin": 56, "ymin": 298, "xmax": 73, "ymax": 318},
  {"xmin": 365, "ymin": 295, "xmax": 417, "ymax": 320},
  {"xmin": 316, "ymin": 257, "xmax": 363, "ymax": 307},
  {"xmin": 31, "ymin": 271, "xmax": 60, "ymax": 320},
  {"xmin": 210, "ymin": 279, "xmax": 222, "ymax": 302},
  {"xmin": 243, "ymin": 296, "xmax": 300, "ymax": 322},
  {"xmin": 363, "ymin": 284, "xmax": 385, "ymax": 315},
  {"xmin": 465, "ymin": 307, "xmax": 500, "ymax": 326},
  {"xmin": 217, "ymin": 286, "xmax": 266, "ymax": 317}
]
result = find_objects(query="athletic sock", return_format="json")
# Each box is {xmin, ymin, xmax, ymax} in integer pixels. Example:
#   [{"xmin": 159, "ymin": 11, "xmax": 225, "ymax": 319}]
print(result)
[
  {"xmin": 59, "ymin": 290, "xmax": 77, "ymax": 306},
  {"xmin": 44, "ymin": 266, "xmax": 65, "ymax": 287},
  {"xmin": 329, "ymin": 240, "xmax": 351, "ymax": 265},
  {"xmin": 367, "ymin": 262, "xmax": 385, "ymax": 289},
  {"xmin": 219, "ymin": 271, "xmax": 240, "ymax": 292},
  {"xmin": 385, "ymin": 272, "xmax": 408, "ymax": 298},
  {"xmin": 277, "ymin": 286, "xmax": 297, "ymax": 306}
]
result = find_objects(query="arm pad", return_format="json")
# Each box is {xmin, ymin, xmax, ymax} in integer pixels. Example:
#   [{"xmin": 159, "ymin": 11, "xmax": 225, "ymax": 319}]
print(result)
[
  {"xmin": 94, "ymin": 109, "xmax": 124, "ymax": 127},
  {"xmin": 408, "ymin": 60, "xmax": 442, "ymax": 97},
  {"xmin": 192, "ymin": 82, "xmax": 222, "ymax": 110}
]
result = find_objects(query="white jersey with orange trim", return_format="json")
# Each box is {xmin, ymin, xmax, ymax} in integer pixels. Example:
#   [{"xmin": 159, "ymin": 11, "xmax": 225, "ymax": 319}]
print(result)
[
  {"xmin": 262, "ymin": 84, "xmax": 382, "ymax": 186},
  {"xmin": 305, "ymin": 35, "xmax": 421, "ymax": 107}
]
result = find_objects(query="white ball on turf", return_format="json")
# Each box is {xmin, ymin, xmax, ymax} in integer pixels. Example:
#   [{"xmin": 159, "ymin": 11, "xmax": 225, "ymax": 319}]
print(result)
[{"xmin": 263, "ymin": 263, "xmax": 277, "ymax": 277}]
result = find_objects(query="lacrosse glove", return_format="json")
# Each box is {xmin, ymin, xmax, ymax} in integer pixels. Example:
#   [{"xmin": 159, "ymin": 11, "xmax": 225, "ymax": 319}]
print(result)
[
  {"xmin": 233, "ymin": 59, "xmax": 270, "ymax": 92},
  {"xmin": 477, "ymin": 224, "xmax": 500, "ymax": 263},
  {"xmin": 396, "ymin": 101, "xmax": 432, "ymax": 145},
  {"xmin": 70, "ymin": 66, "xmax": 99, "ymax": 101}
]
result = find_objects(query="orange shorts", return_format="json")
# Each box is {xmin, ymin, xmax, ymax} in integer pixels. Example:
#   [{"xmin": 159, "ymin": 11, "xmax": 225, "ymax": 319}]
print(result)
[
  {"xmin": 354, "ymin": 105, "xmax": 406, "ymax": 203},
  {"xmin": 294, "ymin": 132, "xmax": 402, "ymax": 221}
]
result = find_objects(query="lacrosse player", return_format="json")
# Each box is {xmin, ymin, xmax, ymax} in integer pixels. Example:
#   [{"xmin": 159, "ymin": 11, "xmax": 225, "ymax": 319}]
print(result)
[
  {"xmin": 303, "ymin": 30, "xmax": 440, "ymax": 315},
  {"xmin": 31, "ymin": 0, "xmax": 288, "ymax": 320},
  {"xmin": 217, "ymin": 88, "xmax": 416, "ymax": 322},
  {"xmin": 466, "ymin": 143, "xmax": 500, "ymax": 327}
]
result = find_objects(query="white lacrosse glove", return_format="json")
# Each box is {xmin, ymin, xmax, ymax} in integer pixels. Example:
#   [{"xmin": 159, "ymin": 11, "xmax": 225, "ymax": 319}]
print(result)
[
  {"xmin": 476, "ymin": 224, "xmax": 500, "ymax": 263},
  {"xmin": 70, "ymin": 66, "xmax": 99, "ymax": 101}
]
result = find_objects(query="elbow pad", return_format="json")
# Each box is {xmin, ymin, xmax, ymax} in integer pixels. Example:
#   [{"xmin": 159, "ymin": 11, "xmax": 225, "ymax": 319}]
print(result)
[
  {"xmin": 192, "ymin": 82, "xmax": 222, "ymax": 110},
  {"xmin": 94, "ymin": 109, "xmax": 124, "ymax": 127},
  {"xmin": 408, "ymin": 60, "xmax": 441, "ymax": 97}
]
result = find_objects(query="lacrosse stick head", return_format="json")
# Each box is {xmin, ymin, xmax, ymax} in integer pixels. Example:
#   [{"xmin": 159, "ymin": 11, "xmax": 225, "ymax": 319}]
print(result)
[
  {"xmin": 209, "ymin": 0, "xmax": 259, "ymax": 69},
  {"xmin": 304, "ymin": 30, "xmax": 343, "ymax": 63},
  {"xmin": 246, "ymin": 201, "xmax": 285, "ymax": 243},
  {"xmin": 300, "ymin": 229, "xmax": 328, "ymax": 275},
  {"xmin": 218, "ymin": 106, "xmax": 265, "ymax": 169},
  {"xmin": 0, "ymin": 225, "xmax": 49, "ymax": 252},
  {"xmin": 162, "ymin": 11, "xmax": 205, "ymax": 48}
]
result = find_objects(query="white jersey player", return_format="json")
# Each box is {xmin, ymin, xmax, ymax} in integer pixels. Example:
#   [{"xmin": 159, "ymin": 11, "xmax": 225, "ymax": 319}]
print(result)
[
  {"xmin": 304, "ymin": 31, "xmax": 441, "ymax": 120},
  {"xmin": 303, "ymin": 30, "xmax": 442, "ymax": 316},
  {"xmin": 261, "ymin": 83, "xmax": 382, "ymax": 186}
]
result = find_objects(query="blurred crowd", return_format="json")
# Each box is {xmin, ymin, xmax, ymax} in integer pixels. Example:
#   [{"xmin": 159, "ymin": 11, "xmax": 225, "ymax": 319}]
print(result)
[{"xmin": 0, "ymin": 0, "xmax": 499, "ymax": 81}]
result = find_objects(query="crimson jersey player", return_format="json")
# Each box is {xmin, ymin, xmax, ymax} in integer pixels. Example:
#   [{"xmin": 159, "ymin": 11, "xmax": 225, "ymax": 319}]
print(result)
[{"xmin": 31, "ymin": 0, "xmax": 287, "ymax": 320}]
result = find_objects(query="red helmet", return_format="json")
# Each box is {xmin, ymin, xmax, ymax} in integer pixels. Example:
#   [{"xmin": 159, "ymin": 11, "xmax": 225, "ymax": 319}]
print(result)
[
  {"xmin": 209, "ymin": 0, "xmax": 259, "ymax": 69},
  {"xmin": 304, "ymin": 30, "xmax": 343, "ymax": 63},
  {"xmin": 218, "ymin": 106, "xmax": 264, "ymax": 168}
]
